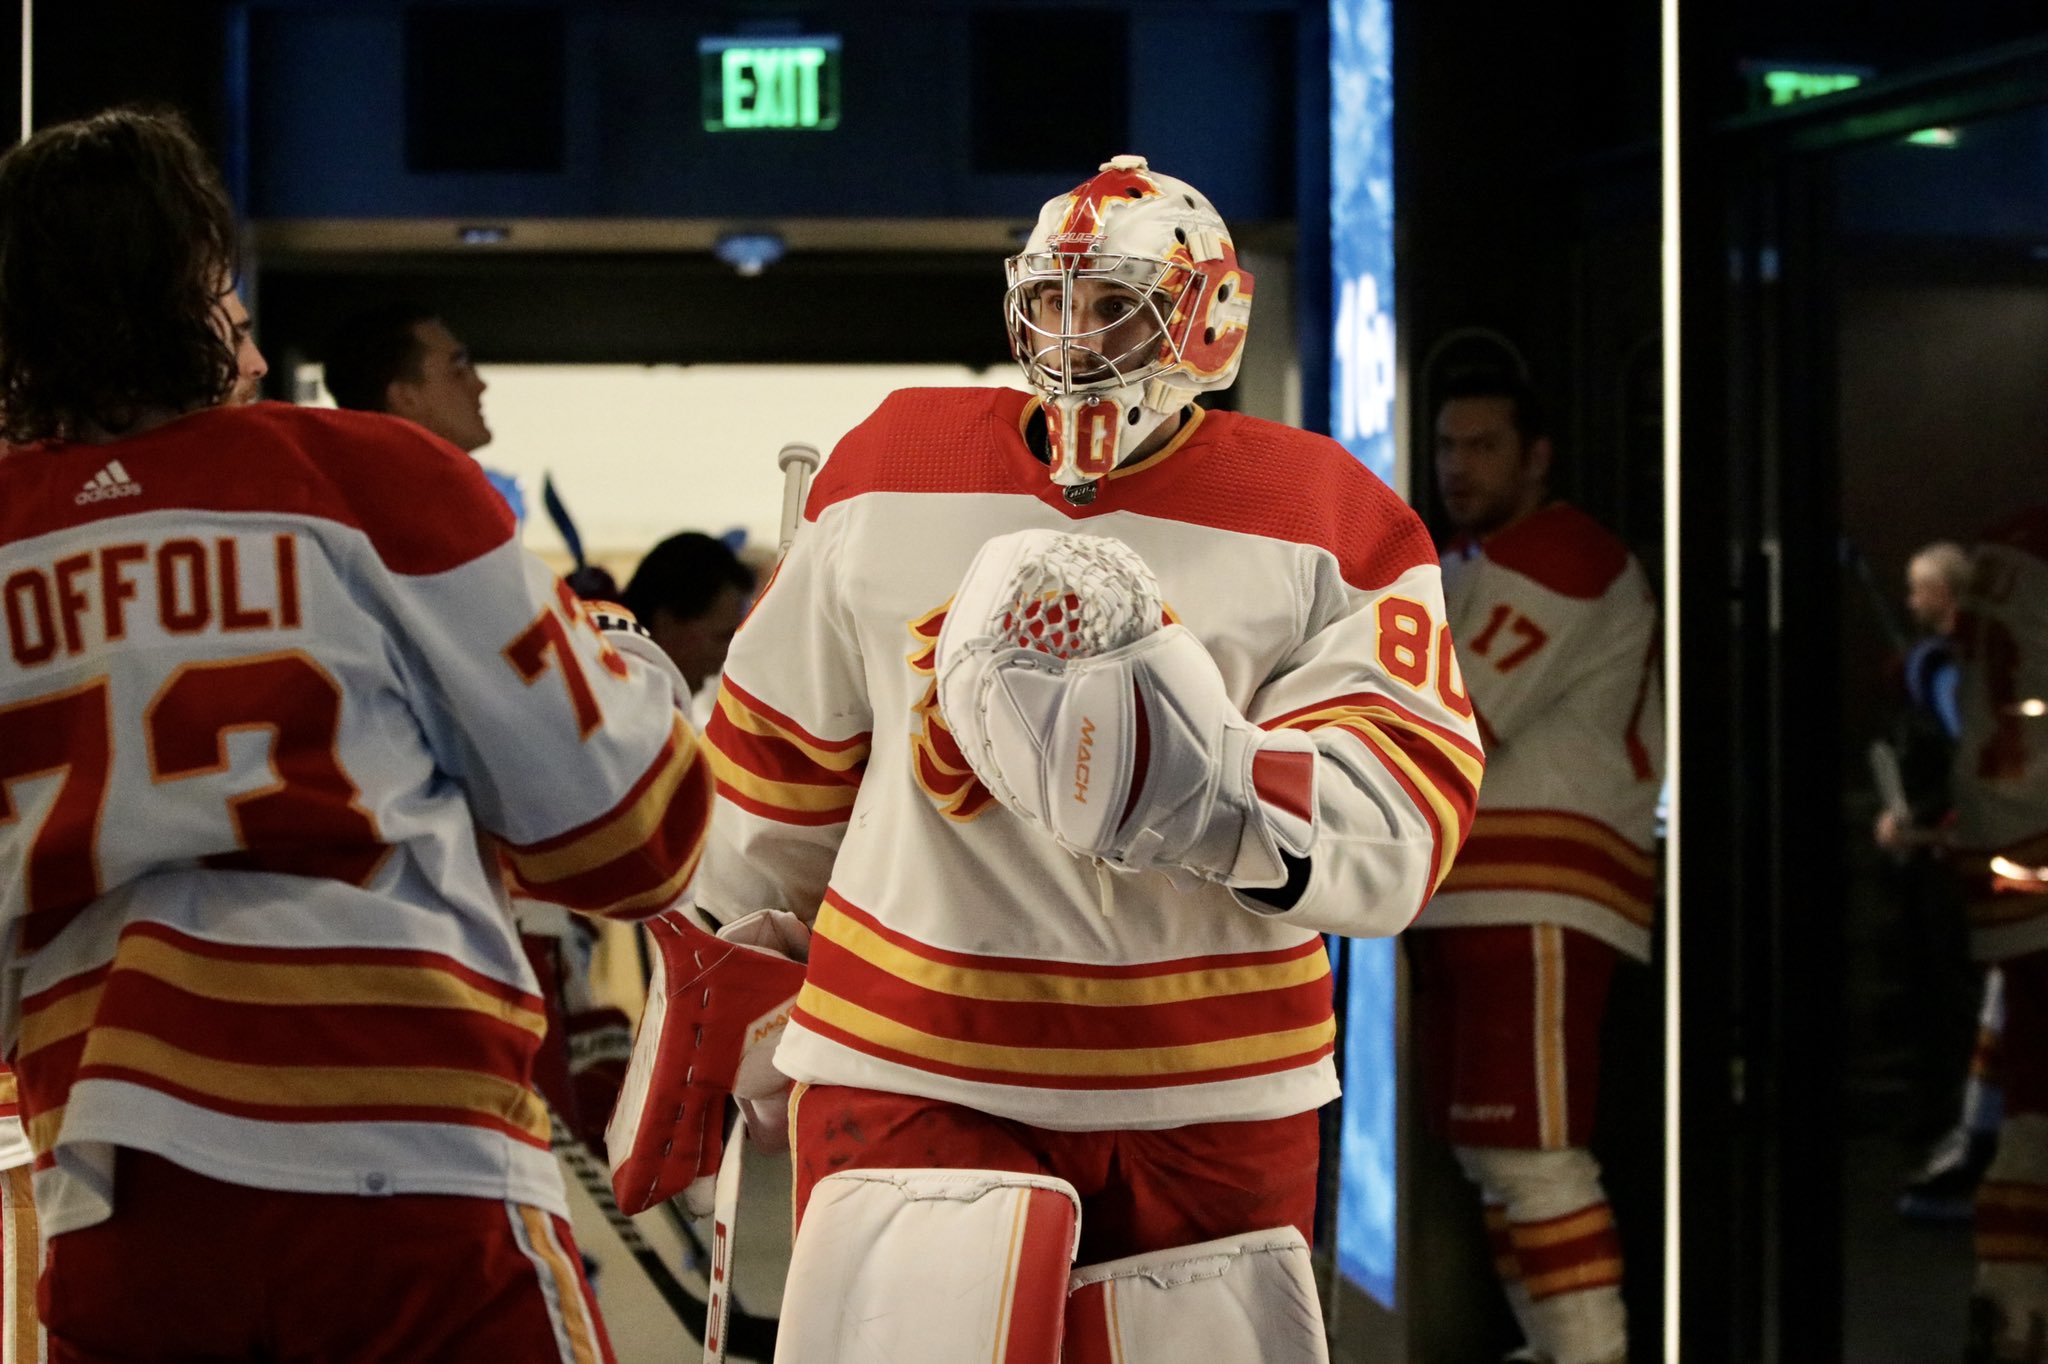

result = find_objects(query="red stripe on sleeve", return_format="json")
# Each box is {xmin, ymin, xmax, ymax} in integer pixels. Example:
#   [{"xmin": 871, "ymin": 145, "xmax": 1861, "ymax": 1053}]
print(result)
[{"xmin": 1251, "ymin": 747, "xmax": 1316, "ymax": 823}]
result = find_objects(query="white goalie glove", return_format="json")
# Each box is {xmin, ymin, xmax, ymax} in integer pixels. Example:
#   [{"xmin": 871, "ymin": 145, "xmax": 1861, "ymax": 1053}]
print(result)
[{"xmin": 934, "ymin": 528, "xmax": 1317, "ymax": 889}]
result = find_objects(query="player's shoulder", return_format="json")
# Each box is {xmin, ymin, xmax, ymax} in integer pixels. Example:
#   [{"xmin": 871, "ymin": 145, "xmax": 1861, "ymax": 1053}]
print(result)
[
  {"xmin": 222, "ymin": 404, "xmax": 516, "ymax": 575},
  {"xmin": 0, "ymin": 403, "xmax": 501, "ymax": 571},
  {"xmin": 1478, "ymin": 501, "xmax": 1634, "ymax": 599},
  {"xmin": 807, "ymin": 387, "xmax": 1034, "ymax": 517},
  {"xmin": 1147, "ymin": 409, "xmax": 1435, "ymax": 592}
]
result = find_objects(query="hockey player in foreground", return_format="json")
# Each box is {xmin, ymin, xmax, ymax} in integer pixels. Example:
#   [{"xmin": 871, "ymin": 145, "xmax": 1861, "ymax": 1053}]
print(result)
[
  {"xmin": 0, "ymin": 109, "xmax": 725, "ymax": 1362},
  {"xmin": 608, "ymin": 156, "xmax": 1485, "ymax": 1361}
]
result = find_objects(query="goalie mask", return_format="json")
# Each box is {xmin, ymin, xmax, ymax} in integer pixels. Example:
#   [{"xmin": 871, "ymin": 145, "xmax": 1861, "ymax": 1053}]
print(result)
[{"xmin": 1005, "ymin": 155, "xmax": 1255, "ymax": 489}]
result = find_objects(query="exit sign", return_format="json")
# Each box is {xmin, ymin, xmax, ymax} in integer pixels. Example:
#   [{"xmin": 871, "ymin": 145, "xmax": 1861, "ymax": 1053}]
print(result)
[
  {"xmin": 1743, "ymin": 62, "xmax": 1875, "ymax": 109},
  {"xmin": 701, "ymin": 36, "xmax": 841, "ymax": 131}
]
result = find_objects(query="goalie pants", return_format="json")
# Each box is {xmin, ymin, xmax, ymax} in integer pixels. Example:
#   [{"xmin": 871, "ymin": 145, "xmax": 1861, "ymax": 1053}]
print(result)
[
  {"xmin": 41, "ymin": 1149, "xmax": 614, "ymax": 1364},
  {"xmin": 789, "ymin": 1083, "xmax": 1319, "ymax": 1263}
]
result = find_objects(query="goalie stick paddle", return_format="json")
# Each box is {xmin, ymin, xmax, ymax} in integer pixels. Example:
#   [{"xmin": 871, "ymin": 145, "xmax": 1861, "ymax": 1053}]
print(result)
[{"xmin": 545, "ymin": 1105, "xmax": 779, "ymax": 1360}]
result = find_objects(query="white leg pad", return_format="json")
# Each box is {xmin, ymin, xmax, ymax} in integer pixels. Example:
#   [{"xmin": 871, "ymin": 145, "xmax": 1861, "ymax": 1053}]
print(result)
[
  {"xmin": 773, "ymin": 1169, "xmax": 1080, "ymax": 1364},
  {"xmin": 1063, "ymin": 1227, "xmax": 1330, "ymax": 1364}
]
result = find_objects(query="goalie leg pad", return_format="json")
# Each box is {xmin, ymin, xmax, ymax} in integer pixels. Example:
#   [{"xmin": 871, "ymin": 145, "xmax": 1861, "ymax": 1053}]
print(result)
[
  {"xmin": 773, "ymin": 1169, "xmax": 1080, "ymax": 1364},
  {"xmin": 1063, "ymin": 1226, "xmax": 1330, "ymax": 1364}
]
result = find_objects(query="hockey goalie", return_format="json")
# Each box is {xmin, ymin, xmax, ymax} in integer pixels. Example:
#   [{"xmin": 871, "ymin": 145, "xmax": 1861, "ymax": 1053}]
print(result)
[{"xmin": 608, "ymin": 155, "xmax": 1486, "ymax": 1362}]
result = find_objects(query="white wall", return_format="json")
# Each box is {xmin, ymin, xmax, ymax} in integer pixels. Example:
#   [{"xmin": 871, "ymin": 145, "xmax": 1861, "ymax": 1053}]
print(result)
[{"xmin": 300, "ymin": 361, "xmax": 1013, "ymax": 576}]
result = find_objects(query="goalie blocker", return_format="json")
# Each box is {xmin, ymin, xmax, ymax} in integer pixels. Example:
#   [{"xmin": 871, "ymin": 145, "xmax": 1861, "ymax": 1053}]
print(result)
[
  {"xmin": 606, "ymin": 910, "xmax": 809, "ymax": 1218},
  {"xmin": 935, "ymin": 528, "xmax": 1317, "ymax": 892}
]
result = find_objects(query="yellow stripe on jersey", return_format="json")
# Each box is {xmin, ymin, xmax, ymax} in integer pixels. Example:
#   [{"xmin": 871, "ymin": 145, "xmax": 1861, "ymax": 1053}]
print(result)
[
  {"xmin": 505, "ymin": 717, "xmax": 701, "ymax": 884},
  {"xmin": 714, "ymin": 688, "xmax": 871, "ymax": 773},
  {"xmin": 114, "ymin": 934, "xmax": 547, "ymax": 1036},
  {"xmin": 1346, "ymin": 722, "xmax": 1468, "ymax": 890},
  {"xmin": 1437, "ymin": 862, "xmax": 1655, "ymax": 927},
  {"xmin": 703, "ymin": 741, "xmax": 863, "ymax": 814},
  {"xmin": 18, "ymin": 987, "xmax": 98, "ymax": 1062},
  {"xmin": 813, "ymin": 901, "xmax": 1328, "ymax": 1007},
  {"xmin": 72, "ymin": 1028, "xmax": 550, "ymax": 1140},
  {"xmin": 1464, "ymin": 811, "xmax": 1656, "ymax": 878},
  {"xmin": 796, "ymin": 983, "xmax": 1336, "ymax": 1078},
  {"xmin": 24, "ymin": 1109, "xmax": 59, "ymax": 1155},
  {"xmin": 594, "ymin": 847, "xmax": 708, "ymax": 920},
  {"xmin": 1276, "ymin": 701, "xmax": 1486, "ymax": 790}
]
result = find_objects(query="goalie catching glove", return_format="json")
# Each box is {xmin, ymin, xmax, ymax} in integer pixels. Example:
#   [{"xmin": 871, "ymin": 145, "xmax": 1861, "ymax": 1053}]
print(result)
[
  {"xmin": 935, "ymin": 528, "xmax": 1317, "ymax": 889},
  {"xmin": 605, "ymin": 908, "xmax": 809, "ymax": 1217}
]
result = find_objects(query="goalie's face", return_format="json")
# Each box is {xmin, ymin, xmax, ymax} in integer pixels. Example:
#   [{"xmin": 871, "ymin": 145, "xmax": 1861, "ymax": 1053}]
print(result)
[{"xmin": 1005, "ymin": 256, "xmax": 1178, "ymax": 396}]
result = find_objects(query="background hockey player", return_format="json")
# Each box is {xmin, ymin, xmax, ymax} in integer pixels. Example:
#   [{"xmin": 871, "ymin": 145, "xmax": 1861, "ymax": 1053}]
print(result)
[
  {"xmin": 621, "ymin": 530, "xmax": 757, "ymax": 726},
  {"xmin": 322, "ymin": 299, "xmax": 525, "ymax": 522},
  {"xmin": 1414, "ymin": 368, "xmax": 1663, "ymax": 1364},
  {"xmin": 0, "ymin": 108, "xmax": 718, "ymax": 1362},
  {"xmin": 1952, "ymin": 505, "xmax": 2048, "ymax": 1362},
  {"xmin": 609, "ymin": 155, "xmax": 1484, "ymax": 1362}
]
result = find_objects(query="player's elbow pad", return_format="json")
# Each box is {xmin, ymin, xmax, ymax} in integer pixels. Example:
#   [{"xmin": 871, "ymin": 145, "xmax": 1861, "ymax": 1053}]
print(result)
[{"xmin": 939, "ymin": 622, "xmax": 1317, "ymax": 889}]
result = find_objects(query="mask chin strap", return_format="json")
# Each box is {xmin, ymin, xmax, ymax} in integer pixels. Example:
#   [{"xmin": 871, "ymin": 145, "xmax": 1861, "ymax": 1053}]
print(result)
[{"xmin": 1044, "ymin": 376, "xmax": 1197, "ymax": 496}]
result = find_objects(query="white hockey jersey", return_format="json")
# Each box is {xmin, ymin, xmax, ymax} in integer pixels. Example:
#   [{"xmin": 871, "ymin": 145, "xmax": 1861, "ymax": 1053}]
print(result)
[
  {"xmin": 1416, "ymin": 503, "xmax": 1662, "ymax": 961},
  {"xmin": 1953, "ymin": 505, "xmax": 2048, "ymax": 962},
  {"xmin": 0, "ymin": 404, "xmax": 710, "ymax": 1237},
  {"xmin": 694, "ymin": 388, "xmax": 1483, "ymax": 1131}
]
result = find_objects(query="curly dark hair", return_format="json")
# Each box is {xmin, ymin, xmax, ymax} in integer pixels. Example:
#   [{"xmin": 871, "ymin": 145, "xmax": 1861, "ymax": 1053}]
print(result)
[{"xmin": 0, "ymin": 107, "xmax": 241, "ymax": 444}]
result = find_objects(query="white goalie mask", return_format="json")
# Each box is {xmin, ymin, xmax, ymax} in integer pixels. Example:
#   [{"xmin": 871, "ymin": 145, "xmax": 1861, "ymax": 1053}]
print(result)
[{"xmin": 1005, "ymin": 155, "xmax": 1255, "ymax": 489}]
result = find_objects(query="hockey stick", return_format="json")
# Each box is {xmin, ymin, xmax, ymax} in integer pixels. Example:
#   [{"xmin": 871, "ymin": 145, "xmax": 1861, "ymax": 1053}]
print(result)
[
  {"xmin": 545, "ymin": 1107, "xmax": 779, "ymax": 1360},
  {"xmin": 542, "ymin": 473, "xmax": 588, "ymax": 574}
]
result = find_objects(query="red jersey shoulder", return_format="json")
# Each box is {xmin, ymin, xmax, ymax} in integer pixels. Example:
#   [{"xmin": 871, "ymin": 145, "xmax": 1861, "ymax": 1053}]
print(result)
[
  {"xmin": 1478, "ymin": 502, "xmax": 1631, "ymax": 599},
  {"xmin": 806, "ymin": 387, "xmax": 1037, "ymax": 517},
  {"xmin": 1132, "ymin": 410, "xmax": 1437, "ymax": 592},
  {"xmin": 264, "ymin": 406, "xmax": 516, "ymax": 575},
  {"xmin": 0, "ymin": 404, "xmax": 512, "ymax": 576},
  {"xmin": 1979, "ymin": 505, "xmax": 2048, "ymax": 566}
]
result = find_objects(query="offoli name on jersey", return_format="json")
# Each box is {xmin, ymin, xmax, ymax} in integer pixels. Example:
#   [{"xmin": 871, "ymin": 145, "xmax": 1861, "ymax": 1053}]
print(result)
[{"xmin": 4, "ymin": 533, "xmax": 304, "ymax": 669}]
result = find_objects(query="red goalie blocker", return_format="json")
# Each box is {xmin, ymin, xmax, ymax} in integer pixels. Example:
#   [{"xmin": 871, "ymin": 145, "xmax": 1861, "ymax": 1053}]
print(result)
[{"xmin": 606, "ymin": 911, "xmax": 808, "ymax": 1216}]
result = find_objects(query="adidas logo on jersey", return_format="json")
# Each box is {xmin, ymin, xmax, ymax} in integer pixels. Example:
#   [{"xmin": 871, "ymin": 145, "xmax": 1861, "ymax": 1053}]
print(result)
[{"xmin": 74, "ymin": 460, "xmax": 143, "ymax": 505}]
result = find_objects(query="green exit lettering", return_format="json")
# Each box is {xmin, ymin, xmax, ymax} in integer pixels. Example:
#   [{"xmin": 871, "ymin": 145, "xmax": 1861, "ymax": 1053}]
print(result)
[
  {"xmin": 718, "ymin": 46, "xmax": 833, "ymax": 130},
  {"xmin": 1761, "ymin": 70, "xmax": 1864, "ymax": 106}
]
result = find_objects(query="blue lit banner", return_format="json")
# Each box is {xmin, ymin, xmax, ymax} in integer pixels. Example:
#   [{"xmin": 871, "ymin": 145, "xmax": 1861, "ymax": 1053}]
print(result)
[
  {"xmin": 1330, "ymin": 0, "xmax": 1399, "ymax": 1311},
  {"xmin": 1331, "ymin": 0, "xmax": 1396, "ymax": 485}
]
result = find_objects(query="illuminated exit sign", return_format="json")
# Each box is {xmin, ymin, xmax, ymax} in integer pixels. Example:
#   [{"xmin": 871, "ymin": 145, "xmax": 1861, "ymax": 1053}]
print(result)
[
  {"xmin": 701, "ymin": 36, "xmax": 841, "ymax": 131},
  {"xmin": 1746, "ymin": 62, "xmax": 1874, "ymax": 108}
]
